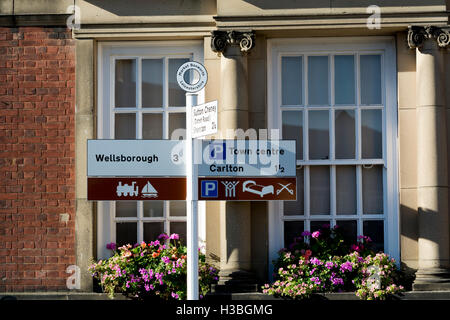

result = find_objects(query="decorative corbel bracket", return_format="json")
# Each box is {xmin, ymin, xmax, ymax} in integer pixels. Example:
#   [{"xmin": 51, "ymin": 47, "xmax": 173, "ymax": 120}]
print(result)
[
  {"xmin": 407, "ymin": 26, "xmax": 450, "ymax": 49},
  {"xmin": 211, "ymin": 30, "xmax": 255, "ymax": 54}
]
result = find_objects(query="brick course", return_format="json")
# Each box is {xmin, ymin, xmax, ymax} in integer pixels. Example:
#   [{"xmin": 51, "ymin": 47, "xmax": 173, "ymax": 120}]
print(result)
[{"xmin": 0, "ymin": 27, "xmax": 75, "ymax": 292}]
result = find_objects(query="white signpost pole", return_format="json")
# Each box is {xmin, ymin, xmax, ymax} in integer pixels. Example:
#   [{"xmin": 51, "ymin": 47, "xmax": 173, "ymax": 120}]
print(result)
[
  {"xmin": 177, "ymin": 61, "xmax": 208, "ymax": 301},
  {"xmin": 186, "ymin": 92, "xmax": 198, "ymax": 301}
]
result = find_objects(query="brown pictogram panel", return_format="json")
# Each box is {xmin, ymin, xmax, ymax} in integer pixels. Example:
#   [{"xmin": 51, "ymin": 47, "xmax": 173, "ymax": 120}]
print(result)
[
  {"xmin": 88, "ymin": 177, "xmax": 186, "ymax": 201},
  {"xmin": 198, "ymin": 177, "xmax": 296, "ymax": 201}
]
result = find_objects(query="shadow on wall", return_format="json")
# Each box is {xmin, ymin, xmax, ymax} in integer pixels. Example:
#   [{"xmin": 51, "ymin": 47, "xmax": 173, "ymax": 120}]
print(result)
[
  {"xmin": 400, "ymin": 204, "xmax": 419, "ymax": 244},
  {"xmin": 82, "ymin": 0, "xmax": 216, "ymax": 16},
  {"xmin": 244, "ymin": 0, "xmax": 445, "ymax": 10}
]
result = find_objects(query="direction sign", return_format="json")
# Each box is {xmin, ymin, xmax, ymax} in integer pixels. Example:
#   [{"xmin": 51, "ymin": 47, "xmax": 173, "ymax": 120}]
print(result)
[
  {"xmin": 198, "ymin": 177, "xmax": 296, "ymax": 201},
  {"xmin": 197, "ymin": 140, "xmax": 296, "ymax": 177},
  {"xmin": 191, "ymin": 100, "xmax": 218, "ymax": 138},
  {"xmin": 87, "ymin": 177, "xmax": 186, "ymax": 201},
  {"xmin": 87, "ymin": 140, "xmax": 185, "ymax": 177}
]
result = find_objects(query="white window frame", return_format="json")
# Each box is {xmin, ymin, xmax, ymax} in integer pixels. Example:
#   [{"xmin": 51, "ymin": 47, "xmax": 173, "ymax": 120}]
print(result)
[
  {"xmin": 267, "ymin": 37, "xmax": 399, "ymax": 280},
  {"xmin": 96, "ymin": 41, "xmax": 206, "ymax": 259}
]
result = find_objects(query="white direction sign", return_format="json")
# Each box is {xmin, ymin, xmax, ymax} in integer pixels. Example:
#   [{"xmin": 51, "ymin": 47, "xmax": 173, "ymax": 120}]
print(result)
[
  {"xmin": 87, "ymin": 140, "xmax": 185, "ymax": 176},
  {"xmin": 197, "ymin": 140, "xmax": 296, "ymax": 177},
  {"xmin": 191, "ymin": 100, "xmax": 218, "ymax": 138}
]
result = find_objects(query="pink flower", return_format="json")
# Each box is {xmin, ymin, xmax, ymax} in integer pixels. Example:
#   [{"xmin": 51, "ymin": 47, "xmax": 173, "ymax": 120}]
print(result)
[
  {"xmin": 123, "ymin": 251, "xmax": 132, "ymax": 258},
  {"xmin": 106, "ymin": 242, "xmax": 117, "ymax": 250},
  {"xmin": 158, "ymin": 233, "xmax": 169, "ymax": 240},
  {"xmin": 169, "ymin": 233, "xmax": 180, "ymax": 240},
  {"xmin": 311, "ymin": 231, "xmax": 320, "ymax": 238}
]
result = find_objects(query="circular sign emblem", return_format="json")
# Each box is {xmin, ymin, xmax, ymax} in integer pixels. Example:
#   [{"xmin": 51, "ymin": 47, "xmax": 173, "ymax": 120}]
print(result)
[{"xmin": 176, "ymin": 61, "xmax": 208, "ymax": 93}]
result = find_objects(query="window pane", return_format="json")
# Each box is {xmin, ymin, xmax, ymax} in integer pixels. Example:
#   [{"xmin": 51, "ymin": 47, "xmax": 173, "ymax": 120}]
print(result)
[
  {"xmin": 309, "ymin": 110, "xmax": 329, "ymax": 160},
  {"xmin": 363, "ymin": 220, "xmax": 384, "ymax": 252},
  {"xmin": 143, "ymin": 201, "xmax": 163, "ymax": 217},
  {"xmin": 308, "ymin": 56, "xmax": 329, "ymax": 106},
  {"xmin": 115, "ymin": 59, "xmax": 136, "ymax": 108},
  {"xmin": 169, "ymin": 113, "xmax": 186, "ymax": 139},
  {"xmin": 361, "ymin": 109, "xmax": 382, "ymax": 159},
  {"xmin": 142, "ymin": 113, "xmax": 163, "ymax": 139},
  {"xmin": 170, "ymin": 201, "xmax": 186, "ymax": 217},
  {"xmin": 282, "ymin": 56, "xmax": 302, "ymax": 105},
  {"xmin": 310, "ymin": 166, "xmax": 330, "ymax": 215},
  {"xmin": 334, "ymin": 55, "xmax": 355, "ymax": 105},
  {"xmin": 116, "ymin": 201, "xmax": 137, "ymax": 217},
  {"xmin": 282, "ymin": 111, "xmax": 303, "ymax": 160},
  {"xmin": 310, "ymin": 221, "xmax": 330, "ymax": 233},
  {"xmin": 362, "ymin": 165, "xmax": 383, "ymax": 214},
  {"xmin": 144, "ymin": 222, "xmax": 164, "ymax": 243},
  {"xmin": 170, "ymin": 222, "xmax": 187, "ymax": 246},
  {"xmin": 335, "ymin": 110, "xmax": 355, "ymax": 159},
  {"xmin": 284, "ymin": 168, "xmax": 304, "ymax": 216},
  {"xmin": 336, "ymin": 220, "xmax": 357, "ymax": 244},
  {"xmin": 284, "ymin": 221, "xmax": 304, "ymax": 248},
  {"xmin": 169, "ymin": 58, "xmax": 189, "ymax": 107},
  {"xmin": 115, "ymin": 113, "xmax": 136, "ymax": 139},
  {"xmin": 116, "ymin": 223, "xmax": 137, "ymax": 247},
  {"xmin": 360, "ymin": 55, "xmax": 382, "ymax": 105},
  {"xmin": 336, "ymin": 166, "xmax": 356, "ymax": 215},
  {"xmin": 142, "ymin": 59, "xmax": 163, "ymax": 108}
]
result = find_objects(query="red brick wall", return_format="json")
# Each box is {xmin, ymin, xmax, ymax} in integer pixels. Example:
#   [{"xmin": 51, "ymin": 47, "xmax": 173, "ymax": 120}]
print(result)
[{"xmin": 0, "ymin": 27, "xmax": 76, "ymax": 292}]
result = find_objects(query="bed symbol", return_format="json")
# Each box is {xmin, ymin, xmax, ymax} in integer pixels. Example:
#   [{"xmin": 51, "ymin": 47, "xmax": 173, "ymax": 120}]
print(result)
[
  {"xmin": 277, "ymin": 183, "xmax": 293, "ymax": 195},
  {"xmin": 242, "ymin": 180, "xmax": 274, "ymax": 198}
]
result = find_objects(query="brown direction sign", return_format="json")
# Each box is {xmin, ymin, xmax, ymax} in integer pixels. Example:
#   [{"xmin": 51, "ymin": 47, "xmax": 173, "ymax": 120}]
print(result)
[
  {"xmin": 198, "ymin": 177, "xmax": 296, "ymax": 201},
  {"xmin": 87, "ymin": 177, "xmax": 186, "ymax": 201}
]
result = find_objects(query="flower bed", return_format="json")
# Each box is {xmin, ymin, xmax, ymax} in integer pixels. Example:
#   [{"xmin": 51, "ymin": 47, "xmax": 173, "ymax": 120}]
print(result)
[
  {"xmin": 263, "ymin": 225, "xmax": 404, "ymax": 300},
  {"xmin": 89, "ymin": 233, "xmax": 219, "ymax": 300}
]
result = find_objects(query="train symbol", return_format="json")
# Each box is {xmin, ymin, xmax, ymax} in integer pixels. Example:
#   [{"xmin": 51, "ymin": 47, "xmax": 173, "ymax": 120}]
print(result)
[{"xmin": 116, "ymin": 181, "xmax": 139, "ymax": 197}]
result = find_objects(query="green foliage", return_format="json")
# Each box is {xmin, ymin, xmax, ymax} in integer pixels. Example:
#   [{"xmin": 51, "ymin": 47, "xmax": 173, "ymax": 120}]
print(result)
[
  {"xmin": 88, "ymin": 234, "xmax": 219, "ymax": 300},
  {"xmin": 263, "ymin": 225, "xmax": 404, "ymax": 300}
]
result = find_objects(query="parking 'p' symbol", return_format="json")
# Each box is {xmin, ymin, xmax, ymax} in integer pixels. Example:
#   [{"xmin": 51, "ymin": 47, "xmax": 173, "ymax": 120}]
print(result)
[{"xmin": 201, "ymin": 180, "xmax": 218, "ymax": 198}]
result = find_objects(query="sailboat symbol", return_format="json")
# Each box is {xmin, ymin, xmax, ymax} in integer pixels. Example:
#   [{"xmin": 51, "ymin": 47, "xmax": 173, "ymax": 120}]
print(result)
[{"xmin": 142, "ymin": 181, "xmax": 158, "ymax": 198}]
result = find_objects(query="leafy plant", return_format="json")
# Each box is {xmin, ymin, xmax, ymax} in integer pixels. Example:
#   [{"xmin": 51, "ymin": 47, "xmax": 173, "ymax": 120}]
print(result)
[
  {"xmin": 89, "ymin": 233, "xmax": 219, "ymax": 300},
  {"xmin": 263, "ymin": 225, "xmax": 404, "ymax": 300}
]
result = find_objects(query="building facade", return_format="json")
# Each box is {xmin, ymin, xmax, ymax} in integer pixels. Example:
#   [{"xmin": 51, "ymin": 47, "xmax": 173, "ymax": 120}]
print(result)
[{"xmin": 0, "ymin": 0, "xmax": 450, "ymax": 293}]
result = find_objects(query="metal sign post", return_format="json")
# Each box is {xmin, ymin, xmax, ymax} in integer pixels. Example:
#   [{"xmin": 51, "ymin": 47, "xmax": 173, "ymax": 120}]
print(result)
[
  {"xmin": 186, "ymin": 92, "xmax": 198, "ymax": 301},
  {"xmin": 177, "ymin": 61, "xmax": 208, "ymax": 300}
]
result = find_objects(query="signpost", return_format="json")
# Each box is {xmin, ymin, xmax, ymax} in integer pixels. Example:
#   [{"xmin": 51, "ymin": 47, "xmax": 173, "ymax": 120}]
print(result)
[
  {"xmin": 86, "ymin": 60, "xmax": 297, "ymax": 301},
  {"xmin": 177, "ymin": 61, "xmax": 208, "ymax": 301}
]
